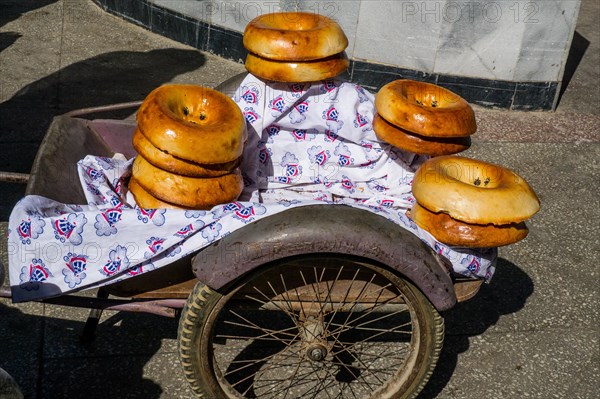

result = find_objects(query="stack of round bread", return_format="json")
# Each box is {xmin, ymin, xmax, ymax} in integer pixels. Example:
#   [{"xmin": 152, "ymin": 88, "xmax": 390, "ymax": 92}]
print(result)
[
  {"xmin": 410, "ymin": 155, "xmax": 540, "ymax": 247},
  {"xmin": 243, "ymin": 12, "xmax": 350, "ymax": 82},
  {"xmin": 129, "ymin": 84, "xmax": 246, "ymax": 210},
  {"xmin": 374, "ymin": 80, "xmax": 476, "ymax": 156}
]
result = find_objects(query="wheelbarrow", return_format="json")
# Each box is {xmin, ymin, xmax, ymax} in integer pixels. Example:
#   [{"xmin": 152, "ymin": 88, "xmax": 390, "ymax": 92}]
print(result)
[{"xmin": 0, "ymin": 74, "xmax": 485, "ymax": 399}]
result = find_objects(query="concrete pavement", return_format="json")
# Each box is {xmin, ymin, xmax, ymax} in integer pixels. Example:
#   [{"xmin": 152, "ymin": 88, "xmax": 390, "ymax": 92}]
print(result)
[{"xmin": 0, "ymin": 1, "xmax": 598, "ymax": 398}]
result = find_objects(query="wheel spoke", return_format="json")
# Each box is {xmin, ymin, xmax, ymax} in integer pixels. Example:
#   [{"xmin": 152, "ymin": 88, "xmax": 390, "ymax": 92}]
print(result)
[
  {"xmin": 255, "ymin": 358, "xmax": 314, "ymax": 398},
  {"xmin": 332, "ymin": 324, "xmax": 418, "ymax": 376},
  {"xmin": 250, "ymin": 284, "xmax": 299, "ymax": 323},
  {"xmin": 309, "ymin": 267, "xmax": 326, "ymax": 316},
  {"xmin": 252, "ymin": 362, "xmax": 312, "ymax": 396},
  {"xmin": 328, "ymin": 346, "xmax": 409, "ymax": 361},
  {"xmin": 223, "ymin": 341, "xmax": 301, "ymax": 379},
  {"xmin": 221, "ymin": 318, "xmax": 297, "ymax": 339},
  {"xmin": 327, "ymin": 361, "xmax": 395, "ymax": 377},
  {"xmin": 280, "ymin": 273, "xmax": 307, "ymax": 321},
  {"xmin": 322, "ymin": 267, "xmax": 361, "ymax": 333},
  {"xmin": 332, "ymin": 328, "xmax": 410, "ymax": 355},
  {"xmin": 216, "ymin": 334, "xmax": 295, "ymax": 344},
  {"xmin": 330, "ymin": 307, "xmax": 413, "ymax": 334},
  {"xmin": 327, "ymin": 294, "xmax": 409, "ymax": 338},
  {"xmin": 326, "ymin": 272, "xmax": 379, "ymax": 340},
  {"xmin": 338, "ymin": 380, "xmax": 359, "ymax": 399},
  {"xmin": 230, "ymin": 347, "xmax": 302, "ymax": 394},
  {"xmin": 267, "ymin": 280, "xmax": 298, "ymax": 322},
  {"xmin": 228, "ymin": 356, "xmax": 298, "ymax": 387},
  {"xmin": 254, "ymin": 360, "xmax": 328, "ymax": 397},
  {"xmin": 227, "ymin": 343, "xmax": 302, "ymax": 367},
  {"xmin": 335, "ymin": 322, "xmax": 412, "ymax": 335},
  {"xmin": 193, "ymin": 258, "xmax": 443, "ymax": 399},
  {"xmin": 225, "ymin": 310, "xmax": 297, "ymax": 341},
  {"xmin": 327, "ymin": 332, "xmax": 386, "ymax": 387},
  {"xmin": 319, "ymin": 265, "xmax": 345, "ymax": 316},
  {"xmin": 306, "ymin": 361, "xmax": 335, "ymax": 399}
]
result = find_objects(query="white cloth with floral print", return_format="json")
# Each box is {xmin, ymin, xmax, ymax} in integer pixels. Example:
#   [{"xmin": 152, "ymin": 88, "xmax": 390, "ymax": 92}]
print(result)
[{"xmin": 7, "ymin": 74, "xmax": 496, "ymax": 302}]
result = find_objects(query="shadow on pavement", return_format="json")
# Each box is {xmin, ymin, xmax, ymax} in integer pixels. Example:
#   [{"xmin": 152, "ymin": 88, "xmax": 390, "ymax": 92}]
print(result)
[
  {"xmin": 0, "ymin": 32, "xmax": 21, "ymax": 53},
  {"xmin": 419, "ymin": 257, "xmax": 534, "ymax": 398},
  {"xmin": 0, "ymin": 48, "xmax": 206, "ymax": 220},
  {"xmin": 0, "ymin": 302, "xmax": 179, "ymax": 399},
  {"xmin": 1, "ymin": 256, "xmax": 533, "ymax": 398},
  {"xmin": 557, "ymin": 30, "xmax": 590, "ymax": 105},
  {"xmin": 0, "ymin": 0, "xmax": 58, "ymax": 29},
  {"xmin": 0, "ymin": 0, "xmax": 58, "ymax": 54}
]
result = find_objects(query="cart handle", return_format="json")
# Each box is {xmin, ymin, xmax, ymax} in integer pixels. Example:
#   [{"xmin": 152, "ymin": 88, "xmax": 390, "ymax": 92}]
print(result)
[
  {"xmin": 0, "ymin": 171, "xmax": 30, "ymax": 184},
  {"xmin": 63, "ymin": 100, "xmax": 143, "ymax": 118}
]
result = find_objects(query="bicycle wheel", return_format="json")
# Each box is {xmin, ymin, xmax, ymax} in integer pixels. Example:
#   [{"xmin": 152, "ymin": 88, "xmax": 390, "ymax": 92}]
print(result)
[{"xmin": 178, "ymin": 255, "xmax": 444, "ymax": 398}]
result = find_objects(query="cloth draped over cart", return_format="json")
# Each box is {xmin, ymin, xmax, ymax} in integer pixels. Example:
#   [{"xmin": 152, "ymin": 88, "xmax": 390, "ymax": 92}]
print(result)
[{"xmin": 7, "ymin": 74, "xmax": 496, "ymax": 302}]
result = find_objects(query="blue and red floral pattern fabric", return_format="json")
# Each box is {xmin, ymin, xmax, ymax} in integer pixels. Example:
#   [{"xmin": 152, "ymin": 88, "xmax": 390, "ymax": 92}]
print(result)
[{"xmin": 8, "ymin": 74, "xmax": 496, "ymax": 302}]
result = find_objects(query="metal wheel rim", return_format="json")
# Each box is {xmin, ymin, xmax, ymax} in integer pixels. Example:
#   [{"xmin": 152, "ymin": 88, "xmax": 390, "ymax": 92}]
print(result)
[{"xmin": 204, "ymin": 257, "xmax": 426, "ymax": 399}]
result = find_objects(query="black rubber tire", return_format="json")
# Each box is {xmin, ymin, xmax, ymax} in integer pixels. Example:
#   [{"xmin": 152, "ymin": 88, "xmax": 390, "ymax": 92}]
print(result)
[
  {"xmin": 178, "ymin": 283, "xmax": 222, "ymax": 398},
  {"xmin": 0, "ymin": 260, "xmax": 5, "ymax": 287},
  {"xmin": 178, "ymin": 256, "xmax": 444, "ymax": 399}
]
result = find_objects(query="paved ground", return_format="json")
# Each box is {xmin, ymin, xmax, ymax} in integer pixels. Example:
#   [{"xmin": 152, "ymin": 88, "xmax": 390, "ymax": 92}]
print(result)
[{"xmin": 0, "ymin": 1, "xmax": 598, "ymax": 398}]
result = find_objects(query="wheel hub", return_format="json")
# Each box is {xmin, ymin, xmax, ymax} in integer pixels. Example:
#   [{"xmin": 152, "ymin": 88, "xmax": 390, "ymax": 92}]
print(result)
[
  {"xmin": 300, "ymin": 315, "xmax": 330, "ymax": 362},
  {"xmin": 307, "ymin": 343, "xmax": 328, "ymax": 362}
]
